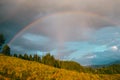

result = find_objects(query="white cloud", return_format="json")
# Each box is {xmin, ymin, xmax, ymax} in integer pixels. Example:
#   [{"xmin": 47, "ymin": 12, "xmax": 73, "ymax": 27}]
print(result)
[
  {"xmin": 111, "ymin": 46, "xmax": 118, "ymax": 51},
  {"xmin": 86, "ymin": 54, "xmax": 96, "ymax": 59}
]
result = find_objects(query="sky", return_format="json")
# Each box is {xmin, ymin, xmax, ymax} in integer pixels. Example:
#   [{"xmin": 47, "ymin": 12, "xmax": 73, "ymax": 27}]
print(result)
[{"xmin": 0, "ymin": 0, "xmax": 120, "ymax": 65}]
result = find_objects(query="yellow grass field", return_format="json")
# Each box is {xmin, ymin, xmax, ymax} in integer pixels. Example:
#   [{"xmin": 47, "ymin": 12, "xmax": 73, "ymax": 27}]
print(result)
[{"xmin": 0, "ymin": 54, "xmax": 120, "ymax": 80}]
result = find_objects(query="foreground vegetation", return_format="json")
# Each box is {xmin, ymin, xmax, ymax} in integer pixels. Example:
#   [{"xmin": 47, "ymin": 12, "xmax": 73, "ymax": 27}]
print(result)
[
  {"xmin": 12, "ymin": 53, "xmax": 120, "ymax": 74},
  {"xmin": 0, "ymin": 54, "xmax": 99, "ymax": 80},
  {"xmin": 12, "ymin": 53, "xmax": 85, "ymax": 72},
  {"xmin": 0, "ymin": 55, "xmax": 120, "ymax": 80}
]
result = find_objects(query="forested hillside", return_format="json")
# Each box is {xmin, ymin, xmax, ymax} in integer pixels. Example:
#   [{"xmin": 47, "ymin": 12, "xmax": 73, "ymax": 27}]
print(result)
[{"xmin": 0, "ymin": 55, "xmax": 120, "ymax": 80}]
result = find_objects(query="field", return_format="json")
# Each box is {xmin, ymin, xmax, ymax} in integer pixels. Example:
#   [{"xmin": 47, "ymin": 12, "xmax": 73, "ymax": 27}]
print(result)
[{"xmin": 0, "ymin": 54, "xmax": 120, "ymax": 80}]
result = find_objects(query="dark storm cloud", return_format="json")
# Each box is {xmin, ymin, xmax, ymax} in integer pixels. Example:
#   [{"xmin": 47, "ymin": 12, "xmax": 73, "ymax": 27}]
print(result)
[
  {"xmin": 0, "ymin": 0, "xmax": 42, "ymax": 42},
  {"xmin": 0, "ymin": 0, "xmax": 120, "ymax": 39},
  {"xmin": 10, "ymin": 33, "xmax": 56, "ymax": 53},
  {"xmin": 1, "ymin": 0, "xmax": 120, "ymax": 39},
  {"xmin": 90, "ymin": 50, "xmax": 120, "ymax": 65}
]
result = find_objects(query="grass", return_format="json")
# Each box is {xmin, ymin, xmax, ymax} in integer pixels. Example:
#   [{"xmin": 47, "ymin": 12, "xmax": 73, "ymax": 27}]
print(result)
[{"xmin": 0, "ymin": 54, "xmax": 120, "ymax": 80}]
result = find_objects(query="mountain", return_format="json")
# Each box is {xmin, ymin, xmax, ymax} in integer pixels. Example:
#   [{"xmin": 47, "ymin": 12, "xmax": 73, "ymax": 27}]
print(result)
[
  {"xmin": 110, "ymin": 60, "xmax": 120, "ymax": 64},
  {"xmin": 88, "ymin": 60, "xmax": 120, "ymax": 69}
]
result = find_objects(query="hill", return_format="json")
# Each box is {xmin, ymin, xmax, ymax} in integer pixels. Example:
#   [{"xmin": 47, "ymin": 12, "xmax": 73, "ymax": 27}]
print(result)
[
  {"xmin": 89, "ymin": 60, "xmax": 120, "ymax": 69},
  {"xmin": 0, "ymin": 54, "xmax": 120, "ymax": 80},
  {"xmin": 110, "ymin": 60, "xmax": 120, "ymax": 65}
]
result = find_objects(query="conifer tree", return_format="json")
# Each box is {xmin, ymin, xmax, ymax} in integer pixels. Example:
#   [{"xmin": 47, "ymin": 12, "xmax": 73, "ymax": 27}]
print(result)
[
  {"xmin": 0, "ymin": 34, "xmax": 5, "ymax": 46},
  {"xmin": 2, "ymin": 44, "xmax": 10, "ymax": 55}
]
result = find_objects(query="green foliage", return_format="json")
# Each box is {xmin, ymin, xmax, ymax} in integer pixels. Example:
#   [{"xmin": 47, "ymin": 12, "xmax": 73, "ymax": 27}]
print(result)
[
  {"xmin": 60, "ymin": 61, "xmax": 84, "ymax": 72},
  {"xmin": 23, "ymin": 53, "xmax": 28, "ymax": 60},
  {"xmin": 2, "ymin": 44, "xmax": 10, "ymax": 56},
  {"xmin": 54, "ymin": 60, "xmax": 61, "ymax": 68},
  {"xmin": 29, "ymin": 54, "xmax": 33, "ymax": 61},
  {"xmin": 42, "ymin": 53, "xmax": 56, "ymax": 66},
  {"xmin": 84, "ymin": 67, "xmax": 95, "ymax": 73},
  {"xmin": 0, "ymin": 34, "xmax": 5, "ymax": 47},
  {"xmin": 33, "ymin": 54, "xmax": 41, "ymax": 62},
  {"xmin": 13, "ymin": 53, "xmax": 18, "ymax": 57},
  {"xmin": 94, "ymin": 64, "xmax": 120, "ymax": 74},
  {"xmin": 18, "ymin": 54, "xmax": 23, "ymax": 59}
]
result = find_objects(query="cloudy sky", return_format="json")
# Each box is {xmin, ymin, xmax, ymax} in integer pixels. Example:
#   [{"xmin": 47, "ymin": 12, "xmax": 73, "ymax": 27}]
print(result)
[{"xmin": 0, "ymin": 0, "xmax": 120, "ymax": 65}]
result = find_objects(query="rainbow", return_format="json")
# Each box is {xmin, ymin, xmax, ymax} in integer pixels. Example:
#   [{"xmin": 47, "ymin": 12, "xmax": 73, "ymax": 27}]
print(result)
[{"xmin": 8, "ymin": 11, "xmax": 119, "ymax": 45}]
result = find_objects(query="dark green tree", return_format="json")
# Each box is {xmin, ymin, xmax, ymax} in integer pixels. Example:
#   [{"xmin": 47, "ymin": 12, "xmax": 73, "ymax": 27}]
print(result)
[
  {"xmin": 18, "ymin": 54, "xmax": 23, "ymax": 59},
  {"xmin": 42, "ymin": 53, "xmax": 55, "ymax": 66},
  {"xmin": 13, "ymin": 53, "xmax": 18, "ymax": 57},
  {"xmin": 54, "ymin": 60, "xmax": 61, "ymax": 68},
  {"xmin": 38, "ymin": 56, "xmax": 41, "ymax": 63},
  {"xmin": 2, "ymin": 44, "xmax": 10, "ymax": 55},
  {"xmin": 0, "ymin": 34, "xmax": 5, "ymax": 51},
  {"xmin": 23, "ymin": 53, "xmax": 28, "ymax": 60},
  {"xmin": 29, "ymin": 54, "xmax": 33, "ymax": 61},
  {"xmin": 0, "ymin": 34, "xmax": 5, "ymax": 46},
  {"xmin": 33, "ymin": 54, "xmax": 41, "ymax": 62}
]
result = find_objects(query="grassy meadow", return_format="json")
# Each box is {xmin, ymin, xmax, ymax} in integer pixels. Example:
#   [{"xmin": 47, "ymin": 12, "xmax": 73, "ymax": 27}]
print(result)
[{"xmin": 0, "ymin": 54, "xmax": 120, "ymax": 80}]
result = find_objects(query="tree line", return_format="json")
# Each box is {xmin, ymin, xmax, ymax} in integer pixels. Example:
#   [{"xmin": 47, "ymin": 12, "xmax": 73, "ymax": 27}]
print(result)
[
  {"xmin": 9, "ymin": 52, "xmax": 120, "ymax": 74},
  {"xmin": 13, "ymin": 53, "xmax": 84, "ymax": 72}
]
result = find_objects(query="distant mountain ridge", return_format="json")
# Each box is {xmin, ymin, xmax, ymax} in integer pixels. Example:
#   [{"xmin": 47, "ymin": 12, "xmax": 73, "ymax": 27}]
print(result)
[
  {"xmin": 87, "ymin": 60, "xmax": 120, "ymax": 68},
  {"xmin": 110, "ymin": 60, "xmax": 120, "ymax": 64}
]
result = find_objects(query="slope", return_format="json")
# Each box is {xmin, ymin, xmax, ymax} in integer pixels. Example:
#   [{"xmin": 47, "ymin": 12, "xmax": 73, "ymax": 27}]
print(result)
[{"xmin": 0, "ymin": 54, "xmax": 120, "ymax": 80}]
